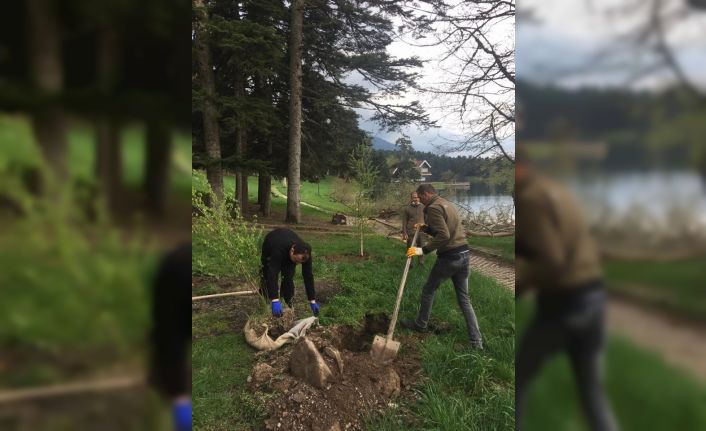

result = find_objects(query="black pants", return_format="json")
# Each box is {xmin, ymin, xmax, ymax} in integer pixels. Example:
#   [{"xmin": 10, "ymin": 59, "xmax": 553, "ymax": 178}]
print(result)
[
  {"xmin": 516, "ymin": 281, "xmax": 617, "ymax": 431},
  {"xmin": 259, "ymin": 263, "xmax": 295, "ymax": 305}
]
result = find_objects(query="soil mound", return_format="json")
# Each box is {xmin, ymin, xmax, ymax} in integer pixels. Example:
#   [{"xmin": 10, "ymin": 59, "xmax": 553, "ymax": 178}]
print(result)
[{"xmin": 248, "ymin": 315, "xmax": 423, "ymax": 430}]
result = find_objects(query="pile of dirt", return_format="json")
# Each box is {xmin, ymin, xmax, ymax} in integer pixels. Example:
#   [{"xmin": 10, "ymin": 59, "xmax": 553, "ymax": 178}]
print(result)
[{"xmin": 248, "ymin": 314, "xmax": 423, "ymax": 430}]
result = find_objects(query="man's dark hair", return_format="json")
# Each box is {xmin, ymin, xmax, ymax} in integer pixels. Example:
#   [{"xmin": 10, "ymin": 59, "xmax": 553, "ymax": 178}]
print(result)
[
  {"xmin": 416, "ymin": 184, "xmax": 436, "ymax": 195},
  {"xmin": 292, "ymin": 241, "xmax": 312, "ymax": 257}
]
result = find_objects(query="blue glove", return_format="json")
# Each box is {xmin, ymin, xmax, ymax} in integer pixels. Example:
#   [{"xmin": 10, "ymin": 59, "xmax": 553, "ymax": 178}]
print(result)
[
  {"xmin": 310, "ymin": 301, "xmax": 320, "ymax": 316},
  {"xmin": 271, "ymin": 300, "xmax": 283, "ymax": 317},
  {"xmin": 173, "ymin": 399, "xmax": 192, "ymax": 431}
]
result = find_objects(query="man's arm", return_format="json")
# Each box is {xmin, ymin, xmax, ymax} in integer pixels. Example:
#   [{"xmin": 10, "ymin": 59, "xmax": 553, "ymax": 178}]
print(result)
[
  {"xmin": 302, "ymin": 257, "xmax": 316, "ymax": 301},
  {"xmin": 421, "ymin": 206, "xmax": 450, "ymax": 254}
]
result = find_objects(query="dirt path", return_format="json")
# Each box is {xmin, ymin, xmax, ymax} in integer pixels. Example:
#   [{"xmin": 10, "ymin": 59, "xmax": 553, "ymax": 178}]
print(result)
[{"xmin": 607, "ymin": 297, "xmax": 706, "ymax": 383}]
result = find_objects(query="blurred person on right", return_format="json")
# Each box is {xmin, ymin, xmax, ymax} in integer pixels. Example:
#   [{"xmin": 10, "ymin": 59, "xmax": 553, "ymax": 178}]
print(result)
[{"xmin": 515, "ymin": 149, "xmax": 618, "ymax": 431}]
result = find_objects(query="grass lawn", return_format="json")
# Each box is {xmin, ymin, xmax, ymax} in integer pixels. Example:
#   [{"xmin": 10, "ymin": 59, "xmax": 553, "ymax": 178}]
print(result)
[
  {"xmin": 192, "ymin": 172, "xmax": 335, "ymax": 222},
  {"xmin": 192, "ymin": 229, "xmax": 515, "ymax": 430},
  {"xmin": 469, "ymin": 235, "xmax": 515, "ymax": 263},
  {"xmin": 0, "ymin": 114, "xmax": 192, "ymax": 198},
  {"xmin": 516, "ymin": 299, "xmax": 706, "ymax": 431},
  {"xmin": 0, "ymin": 217, "xmax": 159, "ymax": 389},
  {"xmin": 603, "ymin": 257, "xmax": 706, "ymax": 320}
]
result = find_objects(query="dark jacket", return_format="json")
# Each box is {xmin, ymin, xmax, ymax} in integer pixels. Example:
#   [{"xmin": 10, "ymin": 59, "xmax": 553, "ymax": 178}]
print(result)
[
  {"xmin": 261, "ymin": 229, "xmax": 315, "ymax": 301},
  {"xmin": 421, "ymin": 195, "xmax": 469, "ymax": 256}
]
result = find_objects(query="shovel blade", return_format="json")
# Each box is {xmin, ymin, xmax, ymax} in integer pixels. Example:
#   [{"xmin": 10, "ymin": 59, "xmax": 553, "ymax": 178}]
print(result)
[{"xmin": 370, "ymin": 335, "xmax": 400, "ymax": 364}]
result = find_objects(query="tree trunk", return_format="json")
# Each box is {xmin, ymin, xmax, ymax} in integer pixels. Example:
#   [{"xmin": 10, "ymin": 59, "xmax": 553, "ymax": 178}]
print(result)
[
  {"xmin": 145, "ymin": 121, "xmax": 172, "ymax": 216},
  {"xmin": 259, "ymin": 171, "xmax": 272, "ymax": 216},
  {"xmin": 254, "ymin": 72, "xmax": 272, "ymax": 217},
  {"xmin": 234, "ymin": 68, "xmax": 248, "ymax": 214},
  {"xmin": 285, "ymin": 0, "xmax": 304, "ymax": 224},
  {"xmin": 360, "ymin": 225, "xmax": 364, "ymax": 257},
  {"xmin": 26, "ymin": 0, "xmax": 68, "ymax": 187},
  {"xmin": 95, "ymin": 26, "xmax": 122, "ymax": 212},
  {"xmin": 194, "ymin": 0, "xmax": 223, "ymax": 201},
  {"xmin": 95, "ymin": 120, "xmax": 122, "ymax": 211}
]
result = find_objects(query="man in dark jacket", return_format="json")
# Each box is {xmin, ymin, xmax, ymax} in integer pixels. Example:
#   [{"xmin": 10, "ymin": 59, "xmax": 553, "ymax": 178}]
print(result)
[
  {"xmin": 400, "ymin": 184, "xmax": 483, "ymax": 349},
  {"xmin": 260, "ymin": 228, "xmax": 319, "ymax": 317}
]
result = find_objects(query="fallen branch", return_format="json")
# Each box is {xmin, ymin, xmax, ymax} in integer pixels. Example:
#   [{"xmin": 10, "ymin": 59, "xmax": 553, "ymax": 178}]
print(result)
[
  {"xmin": 0, "ymin": 375, "xmax": 143, "ymax": 404},
  {"xmin": 371, "ymin": 218, "xmax": 399, "ymax": 230},
  {"xmin": 466, "ymin": 230, "xmax": 514, "ymax": 237},
  {"xmin": 192, "ymin": 290, "xmax": 258, "ymax": 301}
]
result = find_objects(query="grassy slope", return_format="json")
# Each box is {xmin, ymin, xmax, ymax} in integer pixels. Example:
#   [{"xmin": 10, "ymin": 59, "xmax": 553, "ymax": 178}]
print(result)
[
  {"xmin": 192, "ymin": 172, "xmax": 335, "ymax": 221},
  {"xmin": 192, "ymin": 230, "xmax": 515, "ymax": 430},
  {"xmin": 1, "ymin": 115, "xmax": 192, "ymax": 197},
  {"xmin": 603, "ymin": 258, "xmax": 706, "ymax": 319},
  {"xmin": 516, "ymin": 299, "xmax": 706, "ymax": 431},
  {"xmin": 468, "ymin": 235, "xmax": 515, "ymax": 263},
  {"xmin": 0, "ymin": 115, "xmax": 183, "ymax": 388}
]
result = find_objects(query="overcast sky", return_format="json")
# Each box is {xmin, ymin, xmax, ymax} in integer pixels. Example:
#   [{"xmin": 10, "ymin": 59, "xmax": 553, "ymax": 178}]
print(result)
[
  {"xmin": 517, "ymin": 0, "xmax": 706, "ymax": 90},
  {"xmin": 354, "ymin": 10, "xmax": 515, "ymax": 156}
]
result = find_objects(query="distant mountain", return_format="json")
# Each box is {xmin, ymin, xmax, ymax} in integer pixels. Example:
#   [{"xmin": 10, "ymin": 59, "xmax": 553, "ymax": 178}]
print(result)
[{"xmin": 371, "ymin": 136, "xmax": 396, "ymax": 152}]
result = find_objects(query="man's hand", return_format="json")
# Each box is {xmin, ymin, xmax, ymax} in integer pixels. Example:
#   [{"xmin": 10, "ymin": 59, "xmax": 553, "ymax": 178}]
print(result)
[
  {"xmin": 407, "ymin": 247, "xmax": 423, "ymax": 257},
  {"xmin": 271, "ymin": 299, "xmax": 283, "ymax": 317},
  {"xmin": 413, "ymin": 223, "xmax": 426, "ymax": 230},
  {"xmin": 310, "ymin": 300, "xmax": 320, "ymax": 316}
]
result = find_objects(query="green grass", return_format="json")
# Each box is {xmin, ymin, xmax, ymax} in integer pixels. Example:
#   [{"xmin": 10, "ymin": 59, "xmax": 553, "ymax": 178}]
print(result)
[
  {"xmin": 192, "ymin": 335, "xmax": 267, "ymax": 430},
  {"xmin": 192, "ymin": 230, "xmax": 515, "ymax": 430},
  {"xmin": 0, "ymin": 114, "xmax": 192, "ymax": 197},
  {"xmin": 0, "ymin": 209, "xmax": 158, "ymax": 388},
  {"xmin": 469, "ymin": 235, "xmax": 515, "ymax": 263},
  {"xmin": 516, "ymin": 299, "xmax": 706, "ymax": 431},
  {"xmin": 193, "ymin": 171, "xmax": 334, "ymax": 222},
  {"xmin": 603, "ymin": 257, "xmax": 706, "ymax": 319},
  {"xmin": 295, "ymin": 177, "xmax": 349, "ymax": 213}
]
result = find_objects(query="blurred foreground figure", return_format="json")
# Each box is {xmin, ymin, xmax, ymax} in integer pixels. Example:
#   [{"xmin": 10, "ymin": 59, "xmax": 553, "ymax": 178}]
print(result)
[
  {"xmin": 149, "ymin": 243, "xmax": 192, "ymax": 431},
  {"xmin": 515, "ymin": 152, "xmax": 618, "ymax": 431}
]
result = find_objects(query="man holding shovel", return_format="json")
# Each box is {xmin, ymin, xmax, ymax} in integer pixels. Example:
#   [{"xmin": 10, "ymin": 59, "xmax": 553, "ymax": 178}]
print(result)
[
  {"xmin": 401, "ymin": 184, "xmax": 483, "ymax": 349},
  {"xmin": 260, "ymin": 228, "xmax": 320, "ymax": 318},
  {"xmin": 401, "ymin": 192, "xmax": 426, "ymax": 267}
]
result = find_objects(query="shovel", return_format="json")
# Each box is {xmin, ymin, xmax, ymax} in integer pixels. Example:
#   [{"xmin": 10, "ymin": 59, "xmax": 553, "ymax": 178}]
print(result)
[{"xmin": 371, "ymin": 226, "xmax": 420, "ymax": 364}]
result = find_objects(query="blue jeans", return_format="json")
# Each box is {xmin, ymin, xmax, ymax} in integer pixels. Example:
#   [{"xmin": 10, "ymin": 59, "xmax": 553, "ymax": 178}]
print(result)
[
  {"xmin": 414, "ymin": 253, "xmax": 483, "ymax": 345},
  {"xmin": 516, "ymin": 282, "xmax": 618, "ymax": 431}
]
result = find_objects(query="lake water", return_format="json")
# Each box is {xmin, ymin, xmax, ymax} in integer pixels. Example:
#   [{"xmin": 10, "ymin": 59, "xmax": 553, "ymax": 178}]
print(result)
[
  {"xmin": 428, "ymin": 170, "xmax": 706, "ymax": 224},
  {"xmin": 566, "ymin": 170, "xmax": 706, "ymax": 222},
  {"xmin": 439, "ymin": 188, "xmax": 515, "ymax": 217}
]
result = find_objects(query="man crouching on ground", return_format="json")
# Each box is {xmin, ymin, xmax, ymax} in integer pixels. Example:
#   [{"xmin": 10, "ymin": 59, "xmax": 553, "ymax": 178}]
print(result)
[{"xmin": 260, "ymin": 228, "xmax": 320, "ymax": 317}]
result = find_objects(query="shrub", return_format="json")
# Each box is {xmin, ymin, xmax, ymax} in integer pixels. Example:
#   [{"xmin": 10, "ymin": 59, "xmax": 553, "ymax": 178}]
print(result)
[{"xmin": 192, "ymin": 170, "xmax": 262, "ymax": 287}]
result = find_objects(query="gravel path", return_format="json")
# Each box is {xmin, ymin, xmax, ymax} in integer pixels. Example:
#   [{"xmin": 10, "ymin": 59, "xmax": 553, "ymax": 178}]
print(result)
[{"xmin": 470, "ymin": 252, "xmax": 515, "ymax": 291}]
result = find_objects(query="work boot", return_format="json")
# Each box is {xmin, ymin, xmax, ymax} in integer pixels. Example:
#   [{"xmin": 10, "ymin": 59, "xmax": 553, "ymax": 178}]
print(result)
[{"xmin": 400, "ymin": 319, "xmax": 427, "ymax": 333}]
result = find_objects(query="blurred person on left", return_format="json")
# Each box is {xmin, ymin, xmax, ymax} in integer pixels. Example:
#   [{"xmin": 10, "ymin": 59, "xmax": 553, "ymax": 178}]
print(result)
[
  {"xmin": 515, "ymin": 151, "xmax": 618, "ymax": 431},
  {"xmin": 149, "ymin": 243, "xmax": 192, "ymax": 431}
]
